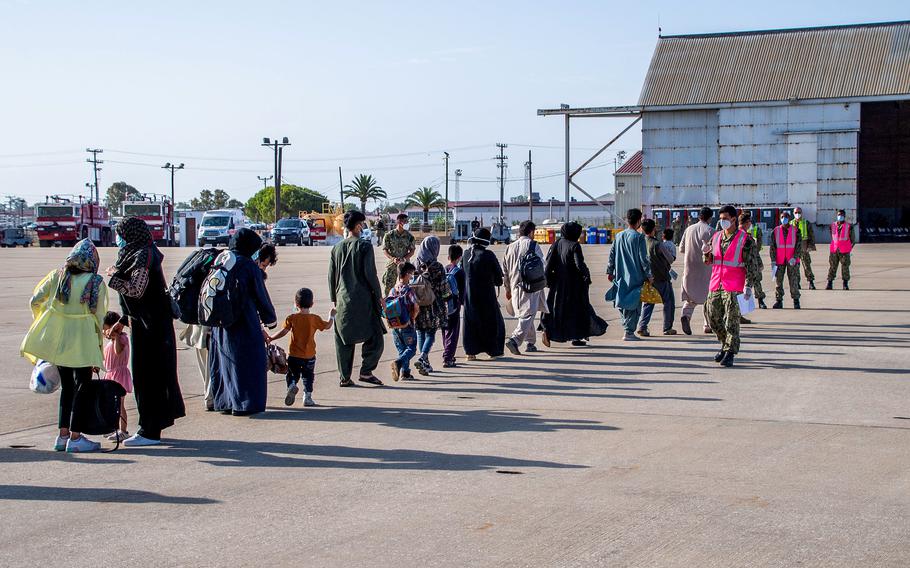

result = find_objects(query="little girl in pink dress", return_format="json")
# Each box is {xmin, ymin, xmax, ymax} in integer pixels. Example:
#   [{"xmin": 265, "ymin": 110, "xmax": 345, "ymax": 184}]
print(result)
[{"xmin": 102, "ymin": 311, "xmax": 132, "ymax": 441}]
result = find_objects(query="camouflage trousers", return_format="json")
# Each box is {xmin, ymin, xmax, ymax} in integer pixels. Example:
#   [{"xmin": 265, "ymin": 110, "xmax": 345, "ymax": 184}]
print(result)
[
  {"xmin": 382, "ymin": 261, "xmax": 399, "ymax": 296},
  {"xmin": 827, "ymin": 252, "xmax": 851, "ymax": 282},
  {"xmin": 753, "ymin": 257, "xmax": 766, "ymax": 301},
  {"xmin": 800, "ymin": 249, "xmax": 815, "ymax": 282},
  {"xmin": 705, "ymin": 290, "xmax": 742, "ymax": 354},
  {"xmin": 775, "ymin": 263, "xmax": 801, "ymax": 302}
]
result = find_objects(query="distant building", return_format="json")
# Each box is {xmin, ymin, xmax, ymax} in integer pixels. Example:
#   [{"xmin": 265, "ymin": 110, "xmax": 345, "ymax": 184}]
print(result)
[
  {"xmin": 637, "ymin": 21, "xmax": 910, "ymax": 239},
  {"xmin": 404, "ymin": 199, "xmax": 615, "ymax": 227},
  {"xmin": 613, "ymin": 150, "xmax": 643, "ymax": 219}
]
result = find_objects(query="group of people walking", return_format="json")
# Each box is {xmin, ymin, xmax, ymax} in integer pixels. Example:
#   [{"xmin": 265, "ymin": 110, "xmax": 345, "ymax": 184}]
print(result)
[{"xmin": 21, "ymin": 205, "xmax": 856, "ymax": 451}]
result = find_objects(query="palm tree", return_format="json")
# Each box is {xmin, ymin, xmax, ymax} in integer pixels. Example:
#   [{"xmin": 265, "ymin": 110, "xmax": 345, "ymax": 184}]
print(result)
[
  {"xmin": 405, "ymin": 186, "xmax": 445, "ymax": 228},
  {"xmin": 343, "ymin": 174, "xmax": 387, "ymax": 214}
]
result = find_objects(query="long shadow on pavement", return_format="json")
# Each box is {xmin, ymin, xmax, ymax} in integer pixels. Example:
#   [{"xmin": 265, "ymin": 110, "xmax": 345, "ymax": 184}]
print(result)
[
  {"xmin": 0, "ymin": 484, "xmax": 219, "ymax": 504},
  {"xmin": 117, "ymin": 439, "xmax": 591, "ymax": 471},
  {"xmin": 0, "ymin": 448, "xmax": 132, "ymax": 465}
]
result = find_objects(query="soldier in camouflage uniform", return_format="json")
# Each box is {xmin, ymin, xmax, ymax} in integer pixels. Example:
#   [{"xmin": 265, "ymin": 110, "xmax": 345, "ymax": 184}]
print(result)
[
  {"xmin": 381, "ymin": 213, "xmax": 416, "ymax": 295},
  {"xmin": 769, "ymin": 211, "xmax": 802, "ymax": 309},
  {"xmin": 739, "ymin": 212, "xmax": 767, "ymax": 313},
  {"xmin": 671, "ymin": 214, "xmax": 683, "ymax": 245},
  {"xmin": 704, "ymin": 205, "xmax": 762, "ymax": 367},
  {"xmin": 792, "ymin": 207, "xmax": 816, "ymax": 289},
  {"xmin": 826, "ymin": 208, "xmax": 855, "ymax": 290}
]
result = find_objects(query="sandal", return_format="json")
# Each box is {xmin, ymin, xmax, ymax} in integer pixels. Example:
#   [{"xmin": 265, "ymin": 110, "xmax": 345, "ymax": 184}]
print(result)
[{"xmin": 358, "ymin": 374, "xmax": 384, "ymax": 386}]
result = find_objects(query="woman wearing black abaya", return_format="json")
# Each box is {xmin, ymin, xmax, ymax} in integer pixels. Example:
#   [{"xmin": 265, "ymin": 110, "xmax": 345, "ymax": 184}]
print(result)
[
  {"xmin": 108, "ymin": 217, "xmax": 185, "ymax": 446},
  {"xmin": 461, "ymin": 228, "xmax": 505, "ymax": 359},
  {"xmin": 208, "ymin": 229, "xmax": 277, "ymax": 416},
  {"xmin": 539, "ymin": 222, "xmax": 607, "ymax": 346}
]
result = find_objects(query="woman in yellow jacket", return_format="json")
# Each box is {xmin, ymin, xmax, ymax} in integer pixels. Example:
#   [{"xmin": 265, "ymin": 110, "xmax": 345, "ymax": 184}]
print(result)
[{"xmin": 21, "ymin": 239, "xmax": 108, "ymax": 453}]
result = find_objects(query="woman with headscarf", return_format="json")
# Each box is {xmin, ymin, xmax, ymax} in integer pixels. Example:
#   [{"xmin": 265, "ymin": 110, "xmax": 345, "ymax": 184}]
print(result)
[
  {"xmin": 22, "ymin": 239, "xmax": 109, "ymax": 452},
  {"xmin": 461, "ymin": 228, "xmax": 505, "ymax": 360},
  {"xmin": 412, "ymin": 235, "xmax": 450, "ymax": 375},
  {"xmin": 539, "ymin": 222, "xmax": 608, "ymax": 346},
  {"xmin": 208, "ymin": 228, "xmax": 278, "ymax": 416},
  {"xmin": 108, "ymin": 217, "xmax": 185, "ymax": 446}
]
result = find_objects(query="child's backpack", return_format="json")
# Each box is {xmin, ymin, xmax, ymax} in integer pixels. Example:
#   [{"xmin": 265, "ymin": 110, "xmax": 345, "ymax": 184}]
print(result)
[
  {"xmin": 198, "ymin": 250, "xmax": 240, "ymax": 328},
  {"xmin": 383, "ymin": 290, "xmax": 412, "ymax": 329},
  {"xmin": 169, "ymin": 247, "xmax": 220, "ymax": 324},
  {"xmin": 410, "ymin": 272, "xmax": 437, "ymax": 307},
  {"xmin": 445, "ymin": 265, "xmax": 461, "ymax": 316},
  {"xmin": 519, "ymin": 241, "xmax": 547, "ymax": 293}
]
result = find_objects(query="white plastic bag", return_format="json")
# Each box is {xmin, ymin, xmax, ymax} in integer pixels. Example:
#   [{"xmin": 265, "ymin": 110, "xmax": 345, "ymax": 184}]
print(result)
[
  {"xmin": 738, "ymin": 288, "xmax": 756, "ymax": 315},
  {"xmin": 30, "ymin": 360, "xmax": 61, "ymax": 394}
]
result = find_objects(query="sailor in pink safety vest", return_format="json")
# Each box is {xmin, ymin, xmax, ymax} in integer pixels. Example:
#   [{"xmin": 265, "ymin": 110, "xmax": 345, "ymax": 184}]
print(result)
[
  {"xmin": 703, "ymin": 205, "xmax": 761, "ymax": 368},
  {"xmin": 769, "ymin": 211, "xmax": 803, "ymax": 310},
  {"xmin": 826, "ymin": 208, "xmax": 855, "ymax": 290}
]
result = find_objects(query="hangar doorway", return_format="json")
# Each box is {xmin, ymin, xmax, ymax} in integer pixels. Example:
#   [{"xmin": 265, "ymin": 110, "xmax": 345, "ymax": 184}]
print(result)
[{"xmin": 858, "ymin": 101, "xmax": 910, "ymax": 241}]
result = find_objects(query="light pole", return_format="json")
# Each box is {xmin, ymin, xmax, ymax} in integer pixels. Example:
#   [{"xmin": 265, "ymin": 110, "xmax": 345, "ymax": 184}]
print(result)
[
  {"xmin": 443, "ymin": 152, "xmax": 450, "ymax": 235},
  {"xmin": 261, "ymin": 137, "xmax": 290, "ymax": 223},
  {"xmin": 525, "ymin": 150, "xmax": 533, "ymax": 222},
  {"xmin": 257, "ymin": 175, "xmax": 273, "ymax": 191},
  {"xmin": 162, "ymin": 162, "xmax": 184, "ymax": 244}
]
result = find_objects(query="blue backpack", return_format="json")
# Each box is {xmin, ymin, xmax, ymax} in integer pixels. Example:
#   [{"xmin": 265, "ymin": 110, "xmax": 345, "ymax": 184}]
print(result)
[
  {"xmin": 383, "ymin": 288, "xmax": 413, "ymax": 329},
  {"xmin": 445, "ymin": 266, "xmax": 461, "ymax": 316}
]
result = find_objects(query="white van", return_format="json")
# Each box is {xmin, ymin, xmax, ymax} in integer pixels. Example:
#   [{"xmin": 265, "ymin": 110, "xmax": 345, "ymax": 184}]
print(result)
[{"xmin": 197, "ymin": 209, "xmax": 248, "ymax": 247}]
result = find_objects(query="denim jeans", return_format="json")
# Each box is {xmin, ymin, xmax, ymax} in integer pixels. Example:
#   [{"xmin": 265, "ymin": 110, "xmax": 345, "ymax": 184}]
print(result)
[
  {"xmin": 416, "ymin": 328, "xmax": 436, "ymax": 359},
  {"xmin": 638, "ymin": 280, "xmax": 676, "ymax": 332},
  {"xmin": 392, "ymin": 326, "xmax": 418, "ymax": 372},
  {"xmin": 286, "ymin": 356, "xmax": 316, "ymax": 393}
]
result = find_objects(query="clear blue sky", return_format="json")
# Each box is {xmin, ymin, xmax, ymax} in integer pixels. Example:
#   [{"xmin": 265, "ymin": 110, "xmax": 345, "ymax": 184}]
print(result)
[{"xmin": 1, "ymin": 0, "xmax": 906, "ymax": 207}]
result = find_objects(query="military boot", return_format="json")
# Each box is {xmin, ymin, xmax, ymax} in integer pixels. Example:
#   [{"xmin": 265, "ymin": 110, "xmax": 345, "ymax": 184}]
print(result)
[
  {"xmin": 843, "ymin": 280, "xmax": 849, "ymax": 290},
  {"xmin": 794, "ymin": 299, "xmax": 801, "ymax": 310},
  {"xmin": 808, "ymin": 279, "xmax": 816, "ymax": 290},
  {"xmin": 772, "ymin": 300, "xmax": 783, "ymax": 309},
  {"xmin": 825, "ymin": 280, "xmax": 833, "ymax": 290},
  {"xmin": 714, "ymin": 350, "xmax": 727, "ymax": 362},
  {"xmin": 720, "ymin": 351, "xmax": 735, "ymax": 367},
  {"xmin": 758, "ymin": 299, "xmax": 768, "ymax": 309}
]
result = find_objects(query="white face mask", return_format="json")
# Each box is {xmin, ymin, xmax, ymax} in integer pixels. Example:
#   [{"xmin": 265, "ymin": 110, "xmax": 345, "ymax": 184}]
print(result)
[
  {"xmin": 403, "ymin": 223, "xmax": 410, "ymax": 231},
  {"xmin": 719, "ymin": 219, "xmax": 732, "ymax": 230},
  {"xmin": 794, "ymin": 213, "xmax": 801, "ymax": 219},
  {"xmin": 836, "ymin": 215, "xmax": 845, "ymax": 222}
]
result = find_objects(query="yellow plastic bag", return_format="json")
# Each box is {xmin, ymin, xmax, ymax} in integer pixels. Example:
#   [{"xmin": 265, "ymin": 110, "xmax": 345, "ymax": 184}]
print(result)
[{"xmin": 640, "ymin": 281, "xmax": 662, "ymax": 305}]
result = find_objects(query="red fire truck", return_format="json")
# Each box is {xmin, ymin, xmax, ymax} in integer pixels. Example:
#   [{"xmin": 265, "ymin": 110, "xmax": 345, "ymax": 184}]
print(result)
[
  {"xmin": 122, "ymin": 199, "xmax": 174, "ymax": 246},
  {"xmin": 35, "ymin": 197, "xmax": 113, "ymax": 248}
]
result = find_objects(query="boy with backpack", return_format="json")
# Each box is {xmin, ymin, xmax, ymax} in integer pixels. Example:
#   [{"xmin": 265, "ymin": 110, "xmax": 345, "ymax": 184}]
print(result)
[
  {"xmin": 267, "ymin": 288, "xmax": 335, "ymax": 407},
  {"xmin": 502, "ymin": 221, "xmax": 549, "ymax": 355},
  {"xmin": 385, "ymin": 262, "xmax": 420, "ymax": 381},
  {"xmin": 442, "ymin": 244, "xmax": 465, "ymax": 368}
]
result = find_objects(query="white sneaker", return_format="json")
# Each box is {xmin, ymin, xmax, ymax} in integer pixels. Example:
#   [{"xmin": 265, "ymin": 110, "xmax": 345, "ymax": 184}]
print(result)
[
  {"xmin": 123, "ymin": 434, "xmax": 161, "ymax": 447},
  {"xmin": 65, "ymin": 436, "xmax": 100, "ymax": 453},
  {"xmin": 303, "ymin": 393, "xmax": 316, "ymax": 407},
  {"xmin": 285, "ymin": 382, "xmax": 299, "ymax": 406},
  {"xmin": 53, "ymin": 435, "xmax": 68, "ymax": 452}
]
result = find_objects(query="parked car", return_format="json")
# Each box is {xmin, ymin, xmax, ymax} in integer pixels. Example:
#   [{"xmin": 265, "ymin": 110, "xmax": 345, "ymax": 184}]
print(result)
[
  {"xmin": 1, "ymin": 227, "xmax": 32, "ymax": 247},
  {"xmin": 271, "ymin": 218, "xmax": 312, "ymax": 246},
  {"xmin": 197, "ymin": 209, "xmax": 248, "ymax": 247}
]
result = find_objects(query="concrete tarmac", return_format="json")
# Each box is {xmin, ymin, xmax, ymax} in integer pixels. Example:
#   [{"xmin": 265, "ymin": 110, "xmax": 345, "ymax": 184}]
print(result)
[{"xmin": 1, "ymin": 243, "xmax": 908, "ymax": 567}]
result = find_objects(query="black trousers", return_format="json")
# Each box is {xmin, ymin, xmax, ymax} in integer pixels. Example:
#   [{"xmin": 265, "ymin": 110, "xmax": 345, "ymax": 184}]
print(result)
[
  {"xmin": 58, "ymin": 366, "xmax": 93, "ymax": 430},
  {"xmin": 286, "ymin": 356, "xmax": 316, "ymax": 392}
]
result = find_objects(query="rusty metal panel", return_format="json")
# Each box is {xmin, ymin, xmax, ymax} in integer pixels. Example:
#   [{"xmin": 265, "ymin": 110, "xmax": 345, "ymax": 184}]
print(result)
[{"xmin": 639, "ymin": 21, "xmax": 910, "ymax": 107}]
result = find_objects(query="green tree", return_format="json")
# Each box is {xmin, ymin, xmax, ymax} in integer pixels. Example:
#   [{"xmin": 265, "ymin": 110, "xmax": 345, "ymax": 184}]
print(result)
[
  {"xmin": 343, "ymin": 174, "xmax": 386, "ymax": 214},
  {"xmin": 105, "ymin": 181, "xmax": 141, "ymax": 213},
  {"xmin": 244, "ymin": 184, "xmax": 329, "ymax": 222},
  {"xmin": 187, "ymin": 189, "xmax": 243, "ymax": 210},
  {"xmin": 405, "ymin": 186, "xmax": 445, "ymax": 227}
]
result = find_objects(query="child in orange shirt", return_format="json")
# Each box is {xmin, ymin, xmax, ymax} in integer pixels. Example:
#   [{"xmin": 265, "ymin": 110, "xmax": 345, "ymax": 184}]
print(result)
[{"xmin": 268, "ymin": 288, "xmax": 335, "ymax": 407}]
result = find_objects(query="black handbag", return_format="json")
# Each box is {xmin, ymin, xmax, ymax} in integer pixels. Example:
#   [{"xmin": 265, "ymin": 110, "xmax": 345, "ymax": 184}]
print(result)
[{"xmin": 71, "ymin": 377, "xmax": 126, "ymax": 446}]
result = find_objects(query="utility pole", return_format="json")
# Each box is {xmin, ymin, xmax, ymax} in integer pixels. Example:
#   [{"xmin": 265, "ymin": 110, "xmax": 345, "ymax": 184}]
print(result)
[
  {"xmin": 443, "ymin": 152, "xmax": 450, "ymax": 235},
  {"xmin": 257, "ymin": 175, "xmax": 273, "ymax": 190},
  {"xmin": 525, "ymin": 150, "xmax": 533, "ymax": 222},
  {"xmin": 494, "ymin": 143, "xmax": 508, "ymax": 225},
  {"xmin": 562, "ymin": 103, "xmax": 571, "ymax": 222},
  {"xmin": 261, "ymin": 137, "xmax": 290, "ymax": 223},
  {"xmin": 162, "ymin": 162, "xmax": 184, "ymax": 243},
  {"xmin": 453, "ymin": 169, "xmax": 462, "ymax": 226},
  {"xmin": 338, "ymin": 166, "xmax": 344, "ymax": 211},
  {"xmin": 86, "ymin": 148, "xmax": 103, "ymax": 204}
]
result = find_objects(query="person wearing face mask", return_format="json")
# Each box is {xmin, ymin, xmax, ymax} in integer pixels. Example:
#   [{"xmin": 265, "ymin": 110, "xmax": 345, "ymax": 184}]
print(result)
[
  {"xmin": 769, "ymin": 211, "xmax": 802, "ymax": 309},
  {"xmin": 826, "ymin": 209, "xmax": 855, "ymax": 290},
  {"xmin": 792, "ymin": 207, "xmax": 816, "ymax": 289},
  {"xmin": 381, "ymin": 213, "xmax": 416, "ymax": 296},
  {"xmin": 738, "ymin": 213, "xmax": 767, "ymax": 311},
  {"xmin": 703, "ymin": 205, "xmax": 761, "ymax": 367}
]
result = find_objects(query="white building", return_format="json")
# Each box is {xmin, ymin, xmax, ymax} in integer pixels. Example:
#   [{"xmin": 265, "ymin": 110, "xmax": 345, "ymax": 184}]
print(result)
[
  {"xmin": 637, "ymin": 21, "xmax": 910, "ymax": 241},
  {"xmin": 613, "ymin": 150, "xmax": 643, "ymax": 218}
]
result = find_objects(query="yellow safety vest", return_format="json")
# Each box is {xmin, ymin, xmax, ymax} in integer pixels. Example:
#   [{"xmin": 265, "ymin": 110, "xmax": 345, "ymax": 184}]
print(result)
[{"xmin": 795, "ymin": 219, "xmax": 809, "ymax": 240}]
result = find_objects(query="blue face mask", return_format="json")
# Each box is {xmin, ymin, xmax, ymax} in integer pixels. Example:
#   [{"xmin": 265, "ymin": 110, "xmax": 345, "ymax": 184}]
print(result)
[
  {"xmin": 837, "ymin": 215, "xmax": 845, "ymax": 222},
  {"xmin": 116, "ymin": 234, "xmax": 126, "ymax": 248},
  {"xmin": 780, "ymin": 217, "xmax": 790, "ymax": 226}
]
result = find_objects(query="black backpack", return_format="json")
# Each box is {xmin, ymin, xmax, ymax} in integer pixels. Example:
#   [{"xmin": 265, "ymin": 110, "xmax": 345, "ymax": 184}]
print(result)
[
  {"xmin": 518, "ymin": 241, "xmax": 547, "ymax": 292},
  {"xmin": 198, "ymin": 250, "xmax": 241, "ymax": 328},
  {"xmin": 169, "ymin": 247, "xmax": 220, "ymax": 324},
  {"xmin": 71, "ymin": 379, "xmax": 126, "ymax": 441}
]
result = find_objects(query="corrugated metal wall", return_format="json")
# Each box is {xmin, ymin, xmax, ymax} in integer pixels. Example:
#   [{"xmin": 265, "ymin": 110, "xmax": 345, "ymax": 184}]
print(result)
[
  {"xmin": 614, "ymin": 173, "xmax": 642, "ymax": 219},
  {"xmin": 642, "ymin": 102, "xmax": 860, "ymax": 239}
]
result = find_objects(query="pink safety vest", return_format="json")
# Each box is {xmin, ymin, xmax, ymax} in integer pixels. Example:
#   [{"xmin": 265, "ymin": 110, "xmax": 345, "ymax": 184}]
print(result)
[
  {"xmin": 830, "ymin": 222, "xmax": 852, "ymax": 254},
  {"xmin": 709, "ymin": 229, "xmax": 747, "ymax": 293},
  {"xmin": 774, "ymin": 225, "xmax": 798, "ymax": 265}
]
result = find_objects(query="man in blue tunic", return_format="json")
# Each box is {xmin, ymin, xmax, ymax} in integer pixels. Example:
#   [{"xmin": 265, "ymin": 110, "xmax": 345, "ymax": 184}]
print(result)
[{"xmin": 606, "ymin": 208, "xmax": 653, "ymax": 341}]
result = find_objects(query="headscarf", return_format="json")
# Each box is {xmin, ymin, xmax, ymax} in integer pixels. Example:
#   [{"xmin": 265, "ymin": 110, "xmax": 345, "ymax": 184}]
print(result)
[
  {"xmin": 560, "ymin": 222, "xmax": 583, "ymax": 242},
  {"xmin": 229, "ymin": 227, "xmax": 262, "ymax": 258},
  {"xmin": 57, "ymin": 238, "xmax": 104, "ymax": 313},
  {"xmin": 114, "ymin": 217, "xmax": 156, "ymax": 275},
  {"xmin": 469, "ymin": 227, "xmax": 491, "ymax": 248},
  {"xmin": 416, "ymin": 235, "xmax": 440, "ymax": 268}
]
